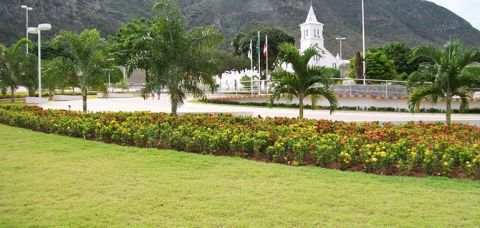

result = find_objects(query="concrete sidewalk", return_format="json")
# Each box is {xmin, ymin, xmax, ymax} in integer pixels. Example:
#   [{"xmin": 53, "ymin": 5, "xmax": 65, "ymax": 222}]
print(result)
[{"xmin": 40, "ymin": 96, "xmax": 480, "ymax": 125}]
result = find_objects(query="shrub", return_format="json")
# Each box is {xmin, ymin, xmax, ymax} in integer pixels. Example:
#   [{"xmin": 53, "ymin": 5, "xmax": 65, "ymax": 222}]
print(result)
[{"xmin": 0, "ymin": 104, "xmax": 479, "ymax": 179}]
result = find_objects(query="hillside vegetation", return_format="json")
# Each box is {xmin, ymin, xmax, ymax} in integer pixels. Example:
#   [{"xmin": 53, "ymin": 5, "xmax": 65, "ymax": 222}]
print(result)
[{"xmin": 2, "ymin": 0, "xmax": 480, "ymax": 57}]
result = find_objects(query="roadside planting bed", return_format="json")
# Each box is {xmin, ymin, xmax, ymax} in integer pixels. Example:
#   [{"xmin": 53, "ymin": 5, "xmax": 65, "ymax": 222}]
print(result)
[{"xmin": 1, "ymin": 105, "xmax": 479, "ymax": 179}]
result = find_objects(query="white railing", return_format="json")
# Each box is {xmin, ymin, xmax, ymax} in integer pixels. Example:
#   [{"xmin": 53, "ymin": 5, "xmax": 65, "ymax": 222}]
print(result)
[{"xmin": 211, "ymin": 78, "xmax": 409, "ymax": 97}]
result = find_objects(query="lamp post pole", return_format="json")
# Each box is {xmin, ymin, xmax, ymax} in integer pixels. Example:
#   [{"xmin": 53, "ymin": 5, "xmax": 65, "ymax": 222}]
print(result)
[
  {"xmin": 21, "ymin": 5, "xmax": 33, "ymax": 54},
  {"xmin": 336, "ymin": 37, "xmax": 346, "ymax": 59},
  {"xmin": 28, "ymin": 24, "xmax": 52, "ymax": 99},
  {"xmin": 38, "ymin": 30, "xmax": 42, "ymax": 98},
  {"xmin": 362, "ymin": 0, "xmax": 367, "ymax": 85}
]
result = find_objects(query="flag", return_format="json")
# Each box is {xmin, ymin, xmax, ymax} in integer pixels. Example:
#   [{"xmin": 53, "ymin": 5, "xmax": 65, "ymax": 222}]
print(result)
[
  {"xmin": 263, "ymin": 35, "xmax": 268, "ymax": 57},
  {"xmin": 256, "ymin": 32, "xmax": 260, "ymax": 55},
  {"xmin": 248, "ymin": 39, "xmax": 253, "ymax": 60}
]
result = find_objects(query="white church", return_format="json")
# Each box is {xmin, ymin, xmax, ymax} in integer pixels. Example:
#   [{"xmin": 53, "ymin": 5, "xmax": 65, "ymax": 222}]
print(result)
[
  {"xmin": 300, "ymin": 5, "xmax": 349, "ymax": 69},
  {"xmin": 213, "ymin": 5, "xmax": 349, "ymax": 89}
]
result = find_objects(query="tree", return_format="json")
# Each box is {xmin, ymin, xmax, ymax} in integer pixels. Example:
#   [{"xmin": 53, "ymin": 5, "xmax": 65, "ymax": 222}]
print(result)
[
  {"xmin": 17, "ymin": 52, "xmax": 37, "ymax": 96},
  {"xmin": 206, "ymin": 49, "xmax": 250, "ymax": 74},
  {"xmin": 408, "ymin": 40, "xmax": 480, "ymax": 126},
  {"xmin": 270, "ymin": 43, "xmax": 338, "ymax": 119},
  {"xmin": 375, "ymin": 42, "xmax": 431, "ymax": 80},
  {"xmin": 354, "ymin": 51, "xmax": 363, "ymax": 81},
  {"xmin": 0, "ymin": 39, "xmax": 32, "ymax": 102},
  {"xmin": 232, "ymin": 27, "xmax": 295, "ymax": 77},
  {"xmin": 231, "ymin": 32, "xmax": 246, "ymax": 56},
  {"xmin": 0, "ymin": 44, "xmax": 6, "ymax": 96},
  {"xmin": 43, "ymin": 57, "xmax": 77, "ymax": 98},
  {"xmin": 110, "ymin": 18, "xmax": 154, "ymax": 83},
  {"xmin": 349, "ymin": 50, "xmax": 396, "ymax": 81},
  {"xmin": 54, "ymin": 29, "xmax": 115, "ymax": 112},
  {"xmin": 127, "ymin": 0, "xmax": 223, "ymax": 114}
]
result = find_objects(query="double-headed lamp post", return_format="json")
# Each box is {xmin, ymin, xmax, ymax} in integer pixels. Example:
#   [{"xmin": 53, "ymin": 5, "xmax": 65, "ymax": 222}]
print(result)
[
  {"xmin": 28, "ymin": 24, "xmax": 52, "ymax": 99},
  {"xmin": 336, "ymin": 37, "xmax": 346, "ymax": 59},
  {"xmin": 21, "ymin": 5, "xmax": 33, "ymax": 54}
]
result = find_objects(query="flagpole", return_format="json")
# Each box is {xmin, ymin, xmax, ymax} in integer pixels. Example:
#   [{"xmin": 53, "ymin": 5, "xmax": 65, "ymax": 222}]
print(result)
[
  {"xmin": 257, "ymin": 31, "xmax": 261, "ymax": 95},
  {"xmin": 265, "ymin": 35, "xmax": 268, "ymax": 94},
  {"xmin": 265, "ymin": 35, "xmax": 268, "ymax": 81}
]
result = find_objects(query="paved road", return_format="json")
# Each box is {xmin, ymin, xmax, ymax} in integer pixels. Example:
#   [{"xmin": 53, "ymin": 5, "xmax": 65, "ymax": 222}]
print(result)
[{"xmin": 41, "ymin": 96, "xmax": 480, "ymax": 125}]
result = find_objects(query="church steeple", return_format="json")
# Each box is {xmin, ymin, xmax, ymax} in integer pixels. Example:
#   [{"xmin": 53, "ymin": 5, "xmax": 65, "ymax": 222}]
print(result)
[
  {"xmin": 300, "ymin": 5, "xmax": 325, "ymax": 51},
  {"xmin": 305, "ymin": 5, "xmax": 318, "ymax": 23}
]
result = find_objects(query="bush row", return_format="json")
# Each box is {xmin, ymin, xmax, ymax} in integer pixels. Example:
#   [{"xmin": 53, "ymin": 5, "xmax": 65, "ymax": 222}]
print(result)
[
  {"xmin": 0, "ymin": 91, "xmax": 97, "ymax": 99},
  {"xmin": 0, "ymin": 105, "xmax": 479, "ymax": 179},
  {"xmin": 202, "ymin": 99, "xmax": 480, "ymax": 114}
]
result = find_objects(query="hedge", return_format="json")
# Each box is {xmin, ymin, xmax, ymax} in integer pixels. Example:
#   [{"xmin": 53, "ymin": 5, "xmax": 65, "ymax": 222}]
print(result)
[
  {"xmin": 0, "ymin": 91, "xmax": 98, "ymax": 99},
  {"xmin": 202, "ymin": 99, "xmax": 480, "ymax": 114},
  {"xmin": 0, "ymin": 105, "xmax": 479, "ymax": 179}
]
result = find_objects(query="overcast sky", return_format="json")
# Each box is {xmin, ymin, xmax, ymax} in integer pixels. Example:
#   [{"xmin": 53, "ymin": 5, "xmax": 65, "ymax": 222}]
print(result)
[{"xmin": 426, "ymin": 0, "xmax": 480, "ymax": 30}]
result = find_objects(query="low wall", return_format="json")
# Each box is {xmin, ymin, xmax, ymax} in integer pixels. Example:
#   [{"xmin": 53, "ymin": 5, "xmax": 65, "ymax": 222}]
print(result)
[
  {"xmin": 52, "ymin": 95, "xmax": 82, "ymax": 101},
  {"xmin": 210, "ymin": 95, "xmax": 480, "ymax": 111},
  {"xmin": 25, "ymin": 97, "xmax": 49, "ymax": 105},
  {"xmin": 97, "ymin": 93, "xmax": 135, "ymax": 98}
]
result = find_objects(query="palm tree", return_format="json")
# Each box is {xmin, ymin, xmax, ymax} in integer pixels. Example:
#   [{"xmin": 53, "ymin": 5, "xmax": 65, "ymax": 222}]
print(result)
[
  {"xmin": 409, "ymin": 40, "xmax": 480, "ymax": 125},
  {"xmin": 0, "ymin": 39, "xmax": 32, "ymax": 102},
  {"xmin": 54, "ymin": 29, "xmax": 115, "ymax": 112},
  {"xmin": 270, "ymin": 43, "xmax": 338, "ymax": 119},
  {"xmin": 0, "ymin": 44, "xmax": 5, "ymax": 96},
  {"xmin": 116, "ymin": 0, "xmax": 223, "ymax": 114}
]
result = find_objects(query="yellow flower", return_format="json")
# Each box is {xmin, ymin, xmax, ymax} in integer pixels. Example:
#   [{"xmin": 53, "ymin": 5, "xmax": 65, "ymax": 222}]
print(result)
[
  {"xmin": 443, "ymin": 161, "xmax": 449, "ymax": 166},
  {"xmin": 371, "ymin": 157, "xmax": 378, "ymax": 162},
  {"xmin": 425, "ymin": 150, "xmax": 432, "ymax": 156}
]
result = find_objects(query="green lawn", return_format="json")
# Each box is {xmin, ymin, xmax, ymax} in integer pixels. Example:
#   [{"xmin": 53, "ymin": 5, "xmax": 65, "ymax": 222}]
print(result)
[{"xmin": 1, "ymin": 124, "xmax": 479, "ymax": 227}]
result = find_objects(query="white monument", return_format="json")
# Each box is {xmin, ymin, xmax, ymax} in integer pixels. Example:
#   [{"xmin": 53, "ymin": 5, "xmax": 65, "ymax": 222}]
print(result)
[{"xmin": 300, "ymin": 5, "xmax": 348, "ymax": 69}]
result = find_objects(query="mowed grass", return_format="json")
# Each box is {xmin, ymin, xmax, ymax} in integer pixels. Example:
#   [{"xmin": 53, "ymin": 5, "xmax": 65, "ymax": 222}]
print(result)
[{"xmin": 0, "ymin": 124, "xmax": 479, "ymax": 227}]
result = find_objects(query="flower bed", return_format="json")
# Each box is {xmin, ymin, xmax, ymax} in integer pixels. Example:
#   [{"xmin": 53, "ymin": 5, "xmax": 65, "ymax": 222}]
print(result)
[
  {"xmin": 0, "ymin": 105, "xmax": 479, "ymax": 179},
  {"xmin": 202, "ymin": 99, "xmax": 480, "ymax": 114}
]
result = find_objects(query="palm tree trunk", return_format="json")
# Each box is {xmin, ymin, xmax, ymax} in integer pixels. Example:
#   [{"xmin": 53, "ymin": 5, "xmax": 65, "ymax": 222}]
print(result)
[
  {"xmin": 82, "ymin": 87, "xmax": 87, "ymax": 112},
  {"xmin": 145, "ymin": 70, "xmax": 150, "ymax": 84},
  {"xmin": 28, "ymin": 87, "xmax": 35, "ymax": 97},
  {"xmin": 171, "ymin": 95, "xmax": 178, "ymax": 115},
  {"xmin": 1, "ymin": 85, "xmax": 6, "ymax": 96},
  {"xmin": 446, "ymin": 95, "xmax": 452, "ymax": 126},
  {"xmin": 298, "ymin": 94, "xmax": 304, "ymax": 119},
  {"xmin": 10, "ymin": 85, "xmax": 15, "ymax": 103}
]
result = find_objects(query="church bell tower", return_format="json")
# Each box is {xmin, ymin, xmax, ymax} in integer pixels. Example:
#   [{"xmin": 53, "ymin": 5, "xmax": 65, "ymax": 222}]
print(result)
[{"xmin": 300, "ymin": 5, "xmax": 325, "ymax": 52}]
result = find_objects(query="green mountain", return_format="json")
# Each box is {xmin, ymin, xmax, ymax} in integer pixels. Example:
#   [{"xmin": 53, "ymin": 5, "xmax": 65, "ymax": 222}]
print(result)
[{"xmin": 2, "ymin": 0, "xmax": 480, "ymax": 58}]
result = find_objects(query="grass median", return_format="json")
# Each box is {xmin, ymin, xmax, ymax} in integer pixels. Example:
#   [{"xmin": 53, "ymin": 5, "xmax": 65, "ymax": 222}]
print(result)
[{"xmin": 0, "ymin": 124, "xmax": 479, "ymax": 227}]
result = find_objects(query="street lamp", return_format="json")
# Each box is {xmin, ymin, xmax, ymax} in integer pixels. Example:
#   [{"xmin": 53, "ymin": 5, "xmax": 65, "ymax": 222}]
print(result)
[
  {"xmin": 28, "ymin": 24, "xmax": 52, "ymax": 99},
  {"xmin": 361, "ymin": 0, "xmax": 367, "ymax": 85},
  {"xmin": 21, "ymin": 5, "xmax": 33, "ymax": 54},
  {"xmin": 336, "ymin": 37, "xmax": 346, "ymax": 59}
]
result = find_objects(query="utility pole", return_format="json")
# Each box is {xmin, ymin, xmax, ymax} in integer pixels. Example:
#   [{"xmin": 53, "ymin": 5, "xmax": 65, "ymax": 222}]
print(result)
[{"xmin": 362, "ymin": 0, "xmax": 367, "ymax": 85}]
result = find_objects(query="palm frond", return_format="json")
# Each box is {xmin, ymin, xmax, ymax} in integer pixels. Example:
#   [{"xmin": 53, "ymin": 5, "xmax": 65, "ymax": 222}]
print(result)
[{"xmin": 411, "ymin": 45, "xmax": 443, "ymax": 65}]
